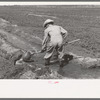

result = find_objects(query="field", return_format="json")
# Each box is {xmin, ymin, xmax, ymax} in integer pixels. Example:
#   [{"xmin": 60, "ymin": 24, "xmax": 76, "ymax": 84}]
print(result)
[{"xmin": 0, "ymin": 5, "xmax": 100, "ymax": 79}]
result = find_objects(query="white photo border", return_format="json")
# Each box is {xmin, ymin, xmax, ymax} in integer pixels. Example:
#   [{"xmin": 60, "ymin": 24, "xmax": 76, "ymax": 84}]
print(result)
[{"xmin": 0, "ymin": 1, "xmax": 100, "ymax": 98}]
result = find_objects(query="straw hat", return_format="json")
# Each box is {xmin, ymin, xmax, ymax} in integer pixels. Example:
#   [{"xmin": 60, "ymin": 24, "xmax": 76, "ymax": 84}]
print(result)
[{"xmin": 43, "ymin": 19, "xmax": 54, "ymax": 28}]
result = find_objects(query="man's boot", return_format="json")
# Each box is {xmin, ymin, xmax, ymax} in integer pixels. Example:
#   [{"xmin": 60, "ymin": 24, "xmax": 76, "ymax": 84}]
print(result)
[
  {"xmin": 59, "ymin": 60, "xmax": 64, "ymax": 68},
  {"xmin": 44, "ymin": 58, "xmax": 50, "ymax": 66},
  {"xmin": 58, "ymin": 60, "xmax": 65, "ymax": 75}
]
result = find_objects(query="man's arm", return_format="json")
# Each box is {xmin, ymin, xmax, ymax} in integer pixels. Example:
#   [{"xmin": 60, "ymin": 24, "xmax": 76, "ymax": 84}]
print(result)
[
  {"xmin": 41, "ymin": 30, "xmax": 49, "ymax": 52},
  {"xmin": 60, "ymin": 26, "xmax": 68, "ymax": 39},
  {"xmin": 60, "ymin": 26, "xmax": 68, "ymax": 45}
]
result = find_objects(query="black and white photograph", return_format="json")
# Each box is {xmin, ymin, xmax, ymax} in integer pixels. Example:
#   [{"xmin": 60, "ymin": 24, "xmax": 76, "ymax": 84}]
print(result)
[
  {"xmin": 0, "ymin": 1, "xmax": 100, "ymax": 98},
  {"xmin": 0, "ymin": 2, "xmax": 100, "ymax": 79}
]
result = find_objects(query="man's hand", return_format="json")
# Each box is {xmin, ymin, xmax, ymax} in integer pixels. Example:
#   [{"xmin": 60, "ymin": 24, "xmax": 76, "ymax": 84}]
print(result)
[
  {"xmin": 40, "ymin": 49, "xmax": 46, "ymax": 53},
  {"xmin": 62, "ymin": 41, "xmax": 68, "ymax": 46},
  {"xmin": 39, "ymin": 46, "xmax": 46, "ymax": 53}
]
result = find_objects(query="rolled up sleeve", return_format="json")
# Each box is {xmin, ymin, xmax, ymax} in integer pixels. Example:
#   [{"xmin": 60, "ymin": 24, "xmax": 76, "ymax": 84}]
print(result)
[
  {"xmin": 60, "ymin": 26, "xmax": 68, "ymax": 39},
  {"xmin": 42, "ymin": 30, "xmax": 49, "ymax": 50}
]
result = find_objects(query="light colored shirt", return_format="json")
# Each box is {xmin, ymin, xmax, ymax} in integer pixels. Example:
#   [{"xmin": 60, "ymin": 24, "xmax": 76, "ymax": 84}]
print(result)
[{"xmin": 42, "ymin": 25, "xmax": 68, "ymax": 48}]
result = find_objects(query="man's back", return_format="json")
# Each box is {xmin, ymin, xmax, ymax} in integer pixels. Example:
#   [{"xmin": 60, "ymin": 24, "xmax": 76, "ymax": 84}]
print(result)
[{"xmin": 45, "ymin": 25, "xmax": 63, "ymax": 45}]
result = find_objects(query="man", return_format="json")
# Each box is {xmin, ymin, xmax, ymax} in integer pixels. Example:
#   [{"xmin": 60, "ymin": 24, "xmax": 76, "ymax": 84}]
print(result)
[{"xmin": 41, "ymin": 19, "xmax": 68, "ymax": 67}]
